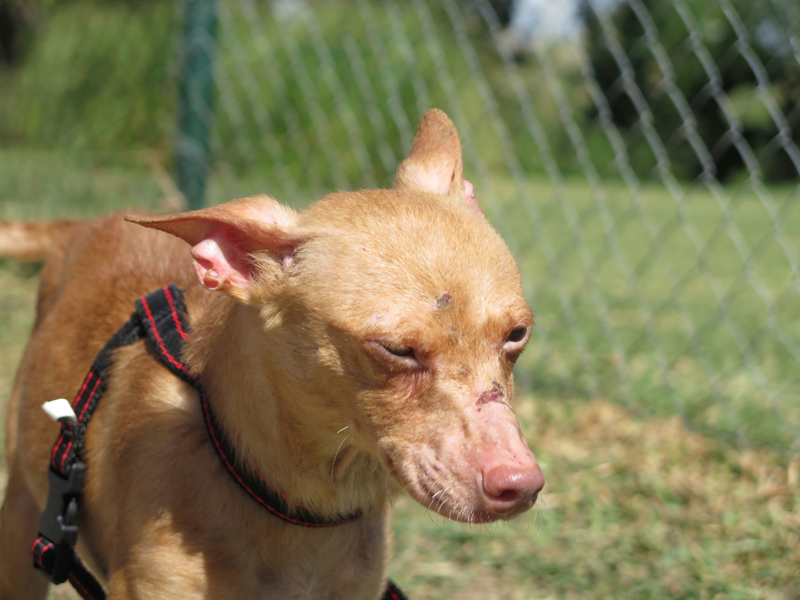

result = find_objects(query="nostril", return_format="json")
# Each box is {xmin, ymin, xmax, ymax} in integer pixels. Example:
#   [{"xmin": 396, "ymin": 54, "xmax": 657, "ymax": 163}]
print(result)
[{"xmin": 492, "ymin": 489, "xmax": 519, "ymax": 503}]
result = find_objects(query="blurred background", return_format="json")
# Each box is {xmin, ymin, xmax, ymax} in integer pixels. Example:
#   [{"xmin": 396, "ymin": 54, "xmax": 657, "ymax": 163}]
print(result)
[{"xmin": 1, "ymin": 0, "xmax": 798, "ymax": 598}]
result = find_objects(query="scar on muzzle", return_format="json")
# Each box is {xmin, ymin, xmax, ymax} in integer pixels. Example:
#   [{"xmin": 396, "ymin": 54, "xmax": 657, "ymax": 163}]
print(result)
[{"xmin": 477, "ymin": 381, "xmax": 506, "ymax": 406}]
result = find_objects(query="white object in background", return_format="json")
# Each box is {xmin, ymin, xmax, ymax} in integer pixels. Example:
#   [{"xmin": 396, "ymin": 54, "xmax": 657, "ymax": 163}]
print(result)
[{"xmin": 42, "ymin": 398, "xmax": 77, "ymax": 423}]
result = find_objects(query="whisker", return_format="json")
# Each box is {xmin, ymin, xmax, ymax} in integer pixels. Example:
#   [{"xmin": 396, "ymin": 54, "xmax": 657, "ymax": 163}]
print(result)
[
  {"xmin": 426, "ymin": 484, "xmax": 447, "ymax": 525},
  {"xmin": 330, "ymin": 435, "xmax": 350, "ymax": 484},
  {"xmin": 426, "ymin": 484, "xmax": 443, "ymax": 513}
]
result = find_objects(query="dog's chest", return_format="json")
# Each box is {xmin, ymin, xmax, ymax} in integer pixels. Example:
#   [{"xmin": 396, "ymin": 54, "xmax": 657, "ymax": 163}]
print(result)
[{"xmin": 250, "ymin": 520, "xmax": 388, "ymax": 600}]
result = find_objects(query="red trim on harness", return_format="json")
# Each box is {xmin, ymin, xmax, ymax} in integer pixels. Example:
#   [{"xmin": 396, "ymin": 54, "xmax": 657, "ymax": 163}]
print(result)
[
  {"xmin": 68, "ymin": 572, "xmax": 95, "ymax": 600},
  {"xmin": 72, "ymin": 370, "xmax": 94, "ymax": 411},
  {"xmin": 51, "ymin": 367, "xmax": 102, "ymax": 472},
  {"xmin": 58, "ymin": 375, "xmax": 101, "ymax": 472},
  {"xmin": 163, "ymin": 285, "xmax": 189, "ymax": 341},
  {"xmin": 50, "ymin": 433, "xmax": 63, "ymax": 469},
  {"xmin": 139, "ymin": 295, "xmax": 193, "ymax": 379},
  {"xmin": 50, "ymin": 370, "xmax": 92, "ymax": 469},
  {"xmin": 77, "ymin": 374, "xmax": 102, "ymax": 423},
  {"xmin": 31, "ymin": 537, "xmax": 52, "ymax": 564},
  {"xmin": 58, "ymin": 438, "xmax": 74, "ymax": 473}
]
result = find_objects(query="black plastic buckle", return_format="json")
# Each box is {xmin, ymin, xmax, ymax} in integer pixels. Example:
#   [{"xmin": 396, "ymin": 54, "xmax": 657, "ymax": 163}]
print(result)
[{"xmin": 35, "ymin": 462, "xmax": 85, "ymax": 584}]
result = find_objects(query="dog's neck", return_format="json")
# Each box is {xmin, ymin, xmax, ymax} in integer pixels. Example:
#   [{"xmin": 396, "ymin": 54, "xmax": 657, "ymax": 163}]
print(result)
[{"xmin": 184, "ymin": 294, "xmax": 390, "ymax": 517}]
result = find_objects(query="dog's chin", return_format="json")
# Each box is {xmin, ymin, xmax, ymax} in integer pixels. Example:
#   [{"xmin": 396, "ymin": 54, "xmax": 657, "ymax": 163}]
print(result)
[{"xmin": 406, "ymin": 480, "xmax": 534, "ymax": 524}]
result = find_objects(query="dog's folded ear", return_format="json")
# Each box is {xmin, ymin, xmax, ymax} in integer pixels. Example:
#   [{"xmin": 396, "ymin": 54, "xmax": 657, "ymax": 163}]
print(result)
[
  {"xmin": 394, "ymin": 109, "xmax": 484, "ymax": 217},
  {"xmin": 126, "ymin": 196, "xmax": 300, "ymax": 304}
]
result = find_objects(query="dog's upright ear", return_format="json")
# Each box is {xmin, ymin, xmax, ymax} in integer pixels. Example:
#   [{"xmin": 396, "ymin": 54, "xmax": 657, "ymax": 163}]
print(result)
[
  {"xmin": 394, "ymin": 109, "xmax": 484, "ymax": 217},
  {"xmin": 395, "ymin": 109, "xmax": 465, "ymax": 197},
  {"xmin": 127, "ymin": 196, "xmax": 300, "ymax": 304}
]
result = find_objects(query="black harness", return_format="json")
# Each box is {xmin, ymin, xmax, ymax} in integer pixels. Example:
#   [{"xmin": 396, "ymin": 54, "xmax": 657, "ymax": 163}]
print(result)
[{"xmin": 32, "ymin": 284, "xmax": 408, "ymax": 600}]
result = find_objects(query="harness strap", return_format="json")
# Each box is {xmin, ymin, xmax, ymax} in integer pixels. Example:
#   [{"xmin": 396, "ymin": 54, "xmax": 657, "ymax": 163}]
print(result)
[
  {"xmin": 32, "ymin": 536, "xmax": 105, "ymax": 600},
  {"xmin": 384, "ymin": 580, "xmax": 410, "ymax": 600},
  {"xmin": 49, "ymin": 314, "xmax": 144, "ymax": 477},
  {"xmin": 35, "ymin": 284, "xmax": 408, "ymax": 599}
]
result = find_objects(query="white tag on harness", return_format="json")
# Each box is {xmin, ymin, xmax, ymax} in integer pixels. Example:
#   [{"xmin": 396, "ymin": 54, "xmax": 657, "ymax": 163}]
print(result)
[{"xmin": 42, "ymin": 399, "xmax": 77, "ymax": 423}]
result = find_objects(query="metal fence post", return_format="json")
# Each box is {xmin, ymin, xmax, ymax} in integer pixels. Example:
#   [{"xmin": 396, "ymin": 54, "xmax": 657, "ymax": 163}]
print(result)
[{"xmin": 176, "ymin": 0, "xmax": 218, "ymax": 210}]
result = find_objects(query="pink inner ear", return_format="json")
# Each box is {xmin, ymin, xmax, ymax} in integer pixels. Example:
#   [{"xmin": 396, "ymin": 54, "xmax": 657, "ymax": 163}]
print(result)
[
  {"xmin": 463, "ymin": 180, "xmax": 485, "ymax": 218},
  {"xmin": 191, "ymin": 227, "xmax": 254, "ymax": 291}
]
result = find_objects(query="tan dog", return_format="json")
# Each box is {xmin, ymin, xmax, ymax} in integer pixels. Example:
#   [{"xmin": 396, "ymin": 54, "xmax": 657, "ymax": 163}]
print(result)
[{"xmin": 0, "ymin": 109, "xmax": 544, "ymax": 600}]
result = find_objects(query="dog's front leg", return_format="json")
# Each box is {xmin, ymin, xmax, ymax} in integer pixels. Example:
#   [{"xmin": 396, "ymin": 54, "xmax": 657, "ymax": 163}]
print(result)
[
  {"xmin": 0, "ymin": 458, "xmax": 50, "ymax": 600},
  {"xmin": 103, "ymin": 537, "xmax": 229, "ymax": 600}
]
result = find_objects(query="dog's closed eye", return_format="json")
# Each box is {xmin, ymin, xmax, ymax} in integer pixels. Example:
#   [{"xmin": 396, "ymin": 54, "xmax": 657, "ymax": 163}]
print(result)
[
  {"xmin": 366, "ymin": 340, "xmax": 421, "ymax": 370},
  {"xmin": 381, "ymin": 343, "xmax": 415, "ymax": 358}
]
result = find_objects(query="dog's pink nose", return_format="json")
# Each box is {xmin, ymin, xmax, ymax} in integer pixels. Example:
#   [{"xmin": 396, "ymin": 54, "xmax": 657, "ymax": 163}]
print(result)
[{"xmin": 481, "ymin": 462, "xmax": 545, "ymax": 516}]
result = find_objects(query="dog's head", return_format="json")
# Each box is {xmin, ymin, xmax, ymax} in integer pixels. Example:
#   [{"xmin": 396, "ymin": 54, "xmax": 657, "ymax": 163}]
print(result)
[{"xmin": 132, "ymin": 109, "xmax": 544, "ymax": 523}]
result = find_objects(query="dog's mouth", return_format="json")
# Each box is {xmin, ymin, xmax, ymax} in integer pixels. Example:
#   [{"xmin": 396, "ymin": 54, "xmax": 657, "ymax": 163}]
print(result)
[
  {"xmin": 412, "ymin": 467, "xmax": 495, "ymax": 524},
  {"xmin": 380, "ymin": 445, "xmax": 541, "ymax": 524}
]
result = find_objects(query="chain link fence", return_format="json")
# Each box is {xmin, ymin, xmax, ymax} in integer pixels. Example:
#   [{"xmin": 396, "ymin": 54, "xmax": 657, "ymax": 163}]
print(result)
[
  {"xmin": 2, "ymin": 0, "xmax": 798, "ymax": 453},
  {"xmin": 201, "ymin": 0, "xmax": 799, "ymax": 452}
]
